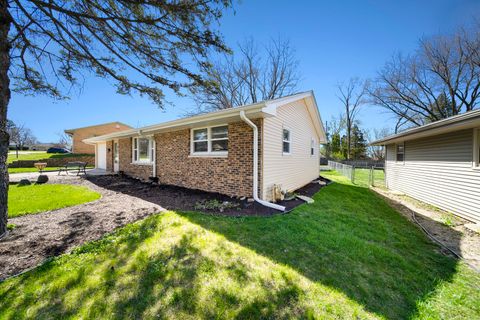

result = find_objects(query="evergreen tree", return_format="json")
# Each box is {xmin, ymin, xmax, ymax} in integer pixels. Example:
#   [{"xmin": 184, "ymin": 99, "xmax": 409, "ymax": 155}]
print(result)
[{"xmin": 350, "ymin": 125, "xmax": 367, "ymax": 159}]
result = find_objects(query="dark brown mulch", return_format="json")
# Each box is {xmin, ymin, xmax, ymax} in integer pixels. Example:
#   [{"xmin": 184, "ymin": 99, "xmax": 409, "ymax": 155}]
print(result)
[
  {"xmin": 0, "ymin": 175, "xmax": 328, "ymax": 280},
  {"xmin": 86, "ymin": 174, "xmax": 330, "ymax": 216}
]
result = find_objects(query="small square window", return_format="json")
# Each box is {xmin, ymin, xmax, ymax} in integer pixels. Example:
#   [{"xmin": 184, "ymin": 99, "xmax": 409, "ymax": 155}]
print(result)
[
  {"xmin": 132, "ymin": 137, "xmax": 154, "ymax": 163},
  {"xmin": 311, "ymin": 138, "xmax": 315, "ymax": 156}
]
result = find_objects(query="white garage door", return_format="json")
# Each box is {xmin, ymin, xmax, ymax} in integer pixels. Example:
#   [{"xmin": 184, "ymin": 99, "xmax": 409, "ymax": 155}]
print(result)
[{"xmin": 96, "ymin": 142, "xmax": 107, "ymax": 169}]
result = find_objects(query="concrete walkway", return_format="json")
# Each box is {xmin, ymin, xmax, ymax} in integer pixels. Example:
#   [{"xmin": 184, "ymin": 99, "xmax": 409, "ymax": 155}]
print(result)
[{"xmin": 9, "ymin": 168, "xmax": 107, "ymax": 183}]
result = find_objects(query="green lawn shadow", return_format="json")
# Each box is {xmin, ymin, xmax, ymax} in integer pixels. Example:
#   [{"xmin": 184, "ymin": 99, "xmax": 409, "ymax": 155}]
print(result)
[{"xmin": 178, "ymin": 180, "xmax": 459, "ymax": 319}]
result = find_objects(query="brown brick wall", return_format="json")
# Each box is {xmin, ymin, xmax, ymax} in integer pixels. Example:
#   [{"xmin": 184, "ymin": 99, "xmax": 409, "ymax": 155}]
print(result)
[
  {"xmin": 118, "ymin": 137, "xmax": 153, "ymax": 180},
  {"xmin": 106, "ymin": 140, "xmax": 113, "ymax": 172},
  {"xmin": 111, "ymin": 120, "xmax": 262, "ymax": 197},
  {"xmin": 154, "ymin": 119, "xmax": 262, "ymax": 198},
  {"xmin": 69, "ymin": 123, "xmax": 131, "ymax": 154}
]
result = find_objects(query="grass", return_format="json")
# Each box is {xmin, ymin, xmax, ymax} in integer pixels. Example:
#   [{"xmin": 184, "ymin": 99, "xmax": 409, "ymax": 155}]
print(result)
[
  {"xmin": 7, "ymin": 152, "xmax": 92, "ymax": 164},
  {"xmin": 8, "ymin": 166, "xmax": 94, "ymax": 174},
  {"xmin": 0, "ymin": 172, "xmax": 479, "ymax": 319},
  {"xmin": 8, "ymin": 184, "xmax": 101, "ymax": 218},
  {"xmin": 353, "ymin": 168, "xmax": 386, "ymax": 188}
]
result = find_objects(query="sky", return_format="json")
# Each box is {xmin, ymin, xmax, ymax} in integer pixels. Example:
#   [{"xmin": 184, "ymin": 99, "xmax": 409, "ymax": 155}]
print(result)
[{"xmin": 7, "ymin": 0, "xmax": 480, "ymax": 142}]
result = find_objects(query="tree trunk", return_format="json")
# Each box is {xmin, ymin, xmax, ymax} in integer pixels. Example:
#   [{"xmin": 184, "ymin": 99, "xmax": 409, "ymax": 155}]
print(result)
[
  {"xmin": 346, "ymin": 118, "xmax": 351, "ymax": 160},
  {"xmin": 0, "ymin": 0, "xmax": 11, "ymax": 238}
]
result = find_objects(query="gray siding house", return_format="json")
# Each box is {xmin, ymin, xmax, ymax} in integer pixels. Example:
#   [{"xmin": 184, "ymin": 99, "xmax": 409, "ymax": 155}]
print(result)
[{"xmin": 372, "ymin": 110, "xmax": 480, "ymax": 224}]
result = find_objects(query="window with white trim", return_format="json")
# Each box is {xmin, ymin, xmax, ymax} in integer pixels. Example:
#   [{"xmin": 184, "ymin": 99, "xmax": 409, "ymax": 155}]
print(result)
[
  {"xmin": 282, "ymin": 129, "xmax": 291, "ymax": 154},
  {"xmin": 474, "ymin": 128, "xmax": 480, "ymax": 168},
  {"xmin": 132, "ymin": 137, "xmax": 154, "ymax": 163},
  {"xmin": 396, "ymin": 142, "xmax": 404, "ymax": 162},
  {"xmin": 311, "ymin": 138, "xmax": 315, "ymax": 156},
  {"xmin": 191, "ymin": 125, "xmax": 228, "ymax": 155}
]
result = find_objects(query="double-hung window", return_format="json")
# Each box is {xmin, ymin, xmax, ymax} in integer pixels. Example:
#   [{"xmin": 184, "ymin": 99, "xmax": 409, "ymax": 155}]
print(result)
[
  {"xmin": 192, "ymin": 125, "xmax": 228, "ymax": 155},
  {"xmin": 132, "ymin": 137, "xmax": 154, "ymax": 163},
  {"xmin": 283, "ymin": 129, "xmax": 291, "ymax": 154},
  {"xmin": 311, "ymin": 138, "xmax": 315, "ymax": 156},
  {"xmin": 396, "ymin": 142, "xmax": 404, "ymax": 162}
]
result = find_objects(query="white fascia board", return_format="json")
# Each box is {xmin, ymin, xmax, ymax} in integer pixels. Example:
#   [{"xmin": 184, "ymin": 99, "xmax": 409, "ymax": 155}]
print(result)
[
  {"xmin": 83, "ymin": 102, "xmax": 268, "ymax": 144},
  {"xmin": 82, "ymin": 91, "xmax": 322, "ymax": 144}
]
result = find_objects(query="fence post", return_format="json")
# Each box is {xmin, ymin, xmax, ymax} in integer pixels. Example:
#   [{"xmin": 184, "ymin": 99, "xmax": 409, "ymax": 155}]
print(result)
[
  {"xmin": 368, "ymin": 168, "xmax": 373, "ymax": 186},
  {"xmin": 371, "ymin": 166, "xmax": 375, "ymax": 187}
]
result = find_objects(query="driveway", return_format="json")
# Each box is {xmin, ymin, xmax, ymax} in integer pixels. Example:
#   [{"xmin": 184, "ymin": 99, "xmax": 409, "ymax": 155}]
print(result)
[{"xmin": 0, "ymin": 174, "xmax": 164, "ymax": 280}]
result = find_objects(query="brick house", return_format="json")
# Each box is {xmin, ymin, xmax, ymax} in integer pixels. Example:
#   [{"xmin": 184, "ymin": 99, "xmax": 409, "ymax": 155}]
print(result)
[
  {"xmin": 84, "ymin": 92, "xmax": 326, "ymax": 211},
  {"xmin": 65, "ymin": 122, "xmax": 132, "ymax": 154}
]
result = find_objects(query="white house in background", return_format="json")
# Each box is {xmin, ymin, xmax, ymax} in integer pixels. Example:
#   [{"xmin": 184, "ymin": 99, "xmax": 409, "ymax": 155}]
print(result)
[
  {"xmin": 84, "ymin": 91, "xmax": 326, "ymax": 211},
  {"xmin": 371, "ymin": 110, "xmax": 480, "ymax": 224}
]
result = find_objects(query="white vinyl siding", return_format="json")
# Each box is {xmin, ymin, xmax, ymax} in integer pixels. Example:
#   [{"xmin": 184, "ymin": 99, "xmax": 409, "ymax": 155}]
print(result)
[
  {"xmin": 474, "ymin": 128, "xmax": 480, "ymax": 168},
  {"xmin": 385, "ymin": 129, "xmax": 480, "ymax": 223},
  {"xmin": 262, "ymin": 100, "xmax": 320, "ymax": 201}
]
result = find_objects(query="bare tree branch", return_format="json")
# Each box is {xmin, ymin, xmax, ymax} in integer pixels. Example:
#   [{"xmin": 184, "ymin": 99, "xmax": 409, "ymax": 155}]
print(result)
[{"xmin": 190, "ymin": 37, "xmax": 300, "ymax": 113}]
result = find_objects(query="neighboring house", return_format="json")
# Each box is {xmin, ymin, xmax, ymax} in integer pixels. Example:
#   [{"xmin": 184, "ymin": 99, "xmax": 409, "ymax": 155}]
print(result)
[
  {"xmin": 65, "ymin": 122, "xmax": 132, "ymax": 154},
  {"xmin": 371, "ymin": 110, "xmax": 480, "ymax": 224},
  {"xmin": 84, "ymin": 91, "xmax": 326, "ymax": 209}
]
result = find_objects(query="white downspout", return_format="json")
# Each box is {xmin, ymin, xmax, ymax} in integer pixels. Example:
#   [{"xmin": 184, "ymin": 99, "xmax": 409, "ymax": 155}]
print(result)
[{"xmin": 240, "ymin": 111, "xmax": 286, "ymax": 211}]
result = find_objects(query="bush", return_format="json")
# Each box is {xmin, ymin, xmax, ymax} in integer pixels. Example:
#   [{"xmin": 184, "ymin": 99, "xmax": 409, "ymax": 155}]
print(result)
[
  {"xmin": 36, "ymin": 175, "xmax": 49, "ymax": 184},
  {"xmin": 18, "ymin": 179, "xmax": 31, "ymax": 186}
]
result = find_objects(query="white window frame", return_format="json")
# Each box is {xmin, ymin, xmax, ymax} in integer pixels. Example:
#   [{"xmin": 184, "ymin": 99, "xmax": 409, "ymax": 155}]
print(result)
[
  {"xmin": 190, "ymin": 125, "xmax": 228, "ymax": 157},
  {"xmin": 473, "ymin": 128, "xmax": 480, "ymax": 169},
  {"xmin": 132, "ymin": 136, "xmax": 154, "ymax": 164},
  {"xmin": 282, "ymin": 128, "xmax": 291, "ymax": 155},
  {"xmin": 310, "ymin": 138, "xmax": 315, "ymax": 156},
  {"xmin": 395, "ymin": 142, "xmax": 405, "ymax": 163}
]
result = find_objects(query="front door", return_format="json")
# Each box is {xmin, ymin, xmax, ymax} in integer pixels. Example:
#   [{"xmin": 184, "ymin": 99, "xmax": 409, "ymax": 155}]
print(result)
[{"xmin": 113, "ymin": 140, "xmax": 119, "ymax": 172}]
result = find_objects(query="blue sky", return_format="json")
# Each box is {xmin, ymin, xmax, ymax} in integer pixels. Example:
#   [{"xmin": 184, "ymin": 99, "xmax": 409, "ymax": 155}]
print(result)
[{"xmin": 8, "ymin": 0, "xmax": 480, "ymax": 142}]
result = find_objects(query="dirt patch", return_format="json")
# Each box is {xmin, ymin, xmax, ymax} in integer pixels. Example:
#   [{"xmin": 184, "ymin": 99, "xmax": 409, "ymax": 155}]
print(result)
[
  {"xmin": 373, "ymin": 187, "xmax": 480, "ymax": 272},
  {"xmin": 1, "ymin": 174, "xmax": 328, "ymax": 280},
  {"xmin": 86, "ymin": 174, "xmax": 329, "ymax": 216},
  {"xmin": 0, "ymin": 178, "xmax": 162, "ymax": 280}
]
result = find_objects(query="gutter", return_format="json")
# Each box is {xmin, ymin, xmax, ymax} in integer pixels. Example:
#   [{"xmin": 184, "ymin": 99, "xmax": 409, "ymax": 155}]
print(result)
[{"xmin": 240, "ymin": 111, "xmax": 286, "ymax": 212}]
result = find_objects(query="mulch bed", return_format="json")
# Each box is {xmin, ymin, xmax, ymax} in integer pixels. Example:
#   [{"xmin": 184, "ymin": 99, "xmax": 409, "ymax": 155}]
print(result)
[
  {"xmin": 0, "ymin": 174, "xmax": 329, "ymax": 280},
  {"xmin": 87, "ymin": 174, "xmax": 330, "ymax": 216}
]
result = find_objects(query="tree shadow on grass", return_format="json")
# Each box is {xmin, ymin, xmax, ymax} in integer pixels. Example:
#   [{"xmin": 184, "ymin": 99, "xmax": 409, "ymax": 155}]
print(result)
[
  {"xmin": 178, "ymin": 181, "xmax": 460, "ymax": 319},
  {"xmin": 0, "ymin": 179, "xmax": 466, "ymax": 319},
  {"xmin": 0, "ymin": 213, "xmax": 313, "ymax": 319}
]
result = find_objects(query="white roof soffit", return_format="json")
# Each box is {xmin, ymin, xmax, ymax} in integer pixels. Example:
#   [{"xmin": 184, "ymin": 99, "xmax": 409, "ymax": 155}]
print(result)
[
  {"xmin": 370, "ymin": 109, "xmax": 480, "ymax": 145},
  {"xmin": 83, "ymin": 91, "xmax": 323, "ymax": 144}
]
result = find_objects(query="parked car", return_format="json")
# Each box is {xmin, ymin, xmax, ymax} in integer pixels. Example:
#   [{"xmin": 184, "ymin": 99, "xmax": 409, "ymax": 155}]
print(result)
[{"xmin": 46, "ymin": 147, "xmax": 71, "ymax": 154}]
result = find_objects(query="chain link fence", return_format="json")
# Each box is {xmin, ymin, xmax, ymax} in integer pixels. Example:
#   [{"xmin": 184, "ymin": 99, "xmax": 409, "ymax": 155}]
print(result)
[
  {"xmin": 328, "ymin": 161, "xmax": 385, "ymax": 188},
  {"xmin": 328, "ymin": 161, "xmax": 354, "ymax": 182}
]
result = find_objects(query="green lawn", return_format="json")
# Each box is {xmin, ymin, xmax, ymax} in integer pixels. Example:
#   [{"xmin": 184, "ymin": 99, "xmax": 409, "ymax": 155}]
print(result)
[
  {"xmin": 352, "ymin": 168, "xmax": 385, "ymax": 188},
  {"xmin": 7, "ymin": 152, "xmax": 92, "ymax": 164},
  {"xmin": 0, "ymin": 172, "xmax": 478, "ymax": 319},
  {"xmin": 8, "ymin": 184, "xmax": 101, "ymax": 218},
  {"xmin": 8, "ymin": 167, "xmax": 62, "ymax": 174}
]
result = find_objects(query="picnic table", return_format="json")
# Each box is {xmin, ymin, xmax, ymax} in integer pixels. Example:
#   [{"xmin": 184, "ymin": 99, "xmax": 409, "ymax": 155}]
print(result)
[{"xmin": 58, "ymin": 161, "xmax": 88, "ymax": 176}]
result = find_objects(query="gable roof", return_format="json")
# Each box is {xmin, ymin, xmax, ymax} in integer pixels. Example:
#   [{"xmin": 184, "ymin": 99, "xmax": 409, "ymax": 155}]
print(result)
[
  {"xmin": 64, "ymin": 121, "xmax": 131, "ymax": 135},
  {"xmin": 371, "ymin": 109, "xmax": 480, "ymax": 145},
  {"xmin": 83, "ymin": 91, "xmax": 326, "ymax": 144}
]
